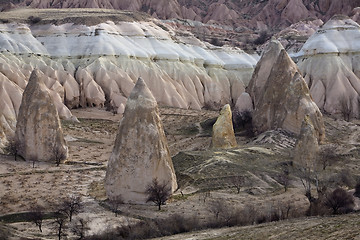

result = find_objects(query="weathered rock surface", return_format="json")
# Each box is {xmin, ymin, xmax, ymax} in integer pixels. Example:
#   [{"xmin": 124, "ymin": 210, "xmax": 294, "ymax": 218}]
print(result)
[
  {"xmin": 249, "ymin": 40, "xmax": 325, "ymax": 143},
  {"xmin": 105, "ymin": 77, "xmax": 177, "ymax": 204},
  {"xmin": 293, "ymin": 115, "xmax": 319, "ymax": 168},
  {"xmin": 0, "ymin": 74, "xmax": 23, "ymax": 152},
  {"xmin": 15, "ymin": 69, "xmax": 68, "ymax": 162},
  {"xmin": 211, "ymin": 104, "xmax": 237, "ymax": 149},
  {"xmin": 0, "ymin": 11, "xmax": 256, "ymax": 116},
  {"xmin": 295, "ymin": 16, "xmax": 360, "ymax": 118}
]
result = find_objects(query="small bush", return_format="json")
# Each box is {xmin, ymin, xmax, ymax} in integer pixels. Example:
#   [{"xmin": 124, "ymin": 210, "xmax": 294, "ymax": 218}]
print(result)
[
  {"xmin": 324, "ymin": 188, "xmax": 354, "ymax": 214},
  {"xmin": 210, "ymin": 38, "xmax": 223, "ymax": 46},
  {"xmin": 253, "ymin": 31, "xmax": 269, "ymax": 45},
  {"xmin": 354, "ymin": 181, "xmax": 360, "ymax": 198},
  {"xmin": 28, "ymin": 16, "xmax": 42, "ymax": 24}
]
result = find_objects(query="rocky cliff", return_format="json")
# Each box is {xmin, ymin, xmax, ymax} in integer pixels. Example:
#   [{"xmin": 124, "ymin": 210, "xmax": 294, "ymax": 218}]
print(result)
[
  {"xmin": 0, "ymin": 9, "xmax": 257, "ymax": 151},
  {"xmin": 295, "ymin": 16, "xmax": 360, "ymax": 118}
]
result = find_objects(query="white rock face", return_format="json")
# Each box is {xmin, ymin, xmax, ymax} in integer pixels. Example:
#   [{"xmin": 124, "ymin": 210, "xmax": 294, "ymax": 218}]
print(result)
[
  {"xmin": 105, "ymin": 77, "xmax": 177, "ymax": 204},
  {"xmin": 0, "ymin": 21, "xmax": 256, "ymax": 113},
  {"xmin": 0, "ymin": 19, "xmax": 256, "ymax": 152},
  {"xmin": 0, "ymin": 73, "xmax": 23, "ymax": 152},
  {"xmin": 295, "ymin": 16, "xmax": 360, "ymax": 117},
  {"xmin": 249, "ymin": 40, "xmax": 325, "ymax": 143},
  {"xmin": 15, "ymin": 69, "xmax": 68, "ymax": 162}
]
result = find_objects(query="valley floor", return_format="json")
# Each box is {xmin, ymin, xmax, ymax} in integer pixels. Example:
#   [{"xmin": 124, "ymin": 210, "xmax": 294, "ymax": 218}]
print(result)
[{"xmin": 0, "ymin": 107, "xmax": 359, "ymax": 239}]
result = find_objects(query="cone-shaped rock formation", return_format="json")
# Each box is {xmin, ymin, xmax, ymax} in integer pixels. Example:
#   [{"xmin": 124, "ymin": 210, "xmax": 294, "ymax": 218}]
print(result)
[
  {"xmin": 105, "ymin": 77, "xmax": 177, "ymax": 204},
  {"xmin": 211, "ymin": 104, "xmax": 237, "ymax": 149},
  {"xmin": 15, "ymin": 69, "xmax": 68, "ymax": 162},
  {"xmin": 248, "ymin": 40, "xmax": 325, "ymax": 143}
]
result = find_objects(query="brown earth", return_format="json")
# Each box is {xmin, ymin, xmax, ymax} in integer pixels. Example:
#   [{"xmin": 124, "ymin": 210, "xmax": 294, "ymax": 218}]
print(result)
[{"xmin": 0, "ymin": 107, "xmax": 359, "ymax": 239}]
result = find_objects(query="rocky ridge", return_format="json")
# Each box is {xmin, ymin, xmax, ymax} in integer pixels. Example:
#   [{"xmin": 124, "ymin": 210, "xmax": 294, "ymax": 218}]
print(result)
[
  {"xmin": 295, "ymin": 16, "xmax": 360, "ymax": 117},
  {"xmin": 0, "ymin": 9, "xmax": 257, "ymax": 151}
]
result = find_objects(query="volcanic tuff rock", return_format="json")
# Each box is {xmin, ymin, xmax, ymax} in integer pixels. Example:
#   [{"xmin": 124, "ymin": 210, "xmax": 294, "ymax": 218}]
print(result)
[
  {"xmin": 0, "ymin": 73, "xmax": 23, "ymax": 152},
  {"xmin": 0, "ymin": 9, "xmax": 256, "ymax": 119},
  {"xmin": 105, "ymin": 77, "xmax": 177, "ymax": 204},
  {"xmin": 295, "ymin": 16, "xmax": 360, "ymax": 117},
  {"xmin": 15, "ymin": 69, "xmax": 68, "ymax": 162},
  {"xmin": 211, "ymin": 104, "xmax": 237, "ymax": 149},
  {"xmin": 249, "ymin": 40, "xmax": 325, "ymax": 143},
  {"xmin": 293, "ymin": 115, "xmax": 319, "ymax": 168}
]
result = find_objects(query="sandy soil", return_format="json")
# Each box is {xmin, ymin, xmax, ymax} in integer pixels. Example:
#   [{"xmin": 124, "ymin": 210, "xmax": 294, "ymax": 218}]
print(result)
[{"xmin": 0, "ymin": 108, "xmax": 359, "ymax": 239}]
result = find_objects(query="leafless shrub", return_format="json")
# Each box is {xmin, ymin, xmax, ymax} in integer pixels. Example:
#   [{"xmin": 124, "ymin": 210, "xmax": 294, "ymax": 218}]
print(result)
[
  {"xmin": 324, "ymin": 188, "xmax": 354, "ymax": 214},
  {"xmin": 354, "ymin": 181, "xmax": 360, "ymax": 198},
  {"xmin": 54, "ymin": 146, "xmax": 66, "ymax": 166},
  {"xmin": 318, "ymin": 145, "xmax": 338, "ymax": 170},
  {"xmin": 59, "ymin": 195, "xmax": 82, "ymax": 222},
  {"xmin": 232, "ymin": 110, "xmax": 253, "ymax": 136},
  {"xmin": 28, "ymin": 16, "xmax": 42, "ymax": 24},
  {"xmin": 339, "ymin": 94, "xmax": 352, "ymax": 121},
  {"xmin": 254, "ymin": 30, "xmax": 269, "ymax": 45},
  {"xmin": 52, "ymin": 211, "xmax": 67, "ymax": 240},
  {"xmin": 230, "ymin": 176, "xmax": 244, "ymax": 194},
  {"xmin": 71, "ymin": 218, "xmax": 89, "ymax": 240},
  {"xmin": 277, "ymin": 167, "xmax": 290, "ymax": 192},
  {"xmin": 108, "ymin": 195, "xmax": 123, "ymax": 217},
  {"xmin": 146, "ymin": 178, "xmax": 171, "ymax": 210},
  {"xmin": 198, "ymin": 190, "xmax": 211, "ymax": 203},
  {"xmin": 306, "ymin": 198, "xmax": 330, "ymax": 216},
  {"xmin": 29, "ymin": 205, "xmax": 44, "ymax": 232},
  {"xmin": 328, "ymin": 169, "xmax": 355, "ymax": 189},
  {"xmin": 4, "ymin": 137, "xmax": 19, "ymax": 161}
]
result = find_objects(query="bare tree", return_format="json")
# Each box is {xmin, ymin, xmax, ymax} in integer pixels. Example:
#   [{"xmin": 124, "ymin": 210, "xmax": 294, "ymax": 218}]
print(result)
[
  {"xmin": 109, "ymin": 195, "xmax": 123, "ymax": 217},
  {"xmin": 71, "ymin": 218, "xmax": 89, "ymax": 240},
  {"xmin": 54, "ymin": 146, "xmax": 66, "ymax": 167},
  {"xmin": 208, "ymin": 200, "xmax": 225, "ymax": 220},
  {"xmin": 53, "ymin": 211, "xmax": 67, "ymax": 240},
  {"xmin": 339, "ymin": 94, "xmax": 352, "ymax": 122},
  {"xmin": 146, "ymin": 178, "xmax": 171, "ymax": 210},
  {"xmin": 60, "ymin": 195, "xmax": 82, "ymax": 222},
  {"xmin": 278, "ymin": 168, "xmax": 290, "ymax": 192},
  {"xmin": 29, "ymin": 205, "xmax": 44, "ymax": 232},
  {"xmin": 198, "ymin": 190, "xmax": 211, "ymax": 203},
  {"xmin": 230, "ymin": 176, "xmax": 244, "ymax": 194},
  {"xmin": 5, "ymin": 137, "xmax": 19, "ymax": 161},
  {"xmin": 324, "ymin": 188, "xmax": 354, "ymax": 214},
  {"xmin": 318, "ymin": 145, "xmax": 338, "ymax": 170}
]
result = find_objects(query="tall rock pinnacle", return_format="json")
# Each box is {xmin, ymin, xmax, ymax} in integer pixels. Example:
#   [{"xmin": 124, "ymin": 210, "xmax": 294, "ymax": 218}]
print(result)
[
  {"xmin": 248, "ymin": 40, "xmax": 325, "ymax": 143},
  {"xmin": 105, "ymin": 77, "xmax": 177, "ymax": 204},
  {"xmin": 15, "ymin": 69, "xmax": 68, "ymax": 162},
  {"xmin": 211, "ymin": 104, "xmax": 237, "ymax": 149}
]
